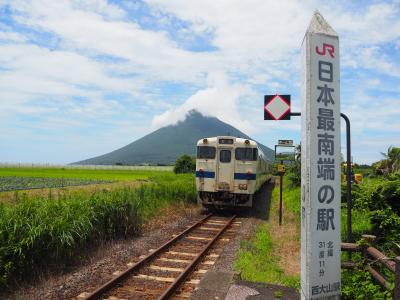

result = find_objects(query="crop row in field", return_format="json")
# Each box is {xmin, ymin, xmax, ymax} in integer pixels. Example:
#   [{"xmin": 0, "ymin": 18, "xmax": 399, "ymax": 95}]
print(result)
[
  {"xmin": 0, "ymin": 176, "xmax": 111, "ymax": 192},
  {"xmin": 0, "ymin": 172, "xmax": 196, "ymax": 289}
]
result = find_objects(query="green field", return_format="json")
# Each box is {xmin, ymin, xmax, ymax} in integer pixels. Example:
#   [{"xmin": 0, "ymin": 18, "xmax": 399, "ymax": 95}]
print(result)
[
  {"xmin": 0, "ymin": 166, "xmax": 184, "ymax": 193},
  {"xmin": 0, "ymin": 166, "xmax": 196, "ymax": 289},
  {"xmin": 0, "ymin": 176, "xmax": 112, "ymax": 192},
  {"xmin": 0, "ymin": 166, "xmax": 170, "ymax": 182}
]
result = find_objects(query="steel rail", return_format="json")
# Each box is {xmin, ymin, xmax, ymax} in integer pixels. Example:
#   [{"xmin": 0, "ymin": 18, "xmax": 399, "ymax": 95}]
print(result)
[
  {"xmin": 84, "ymin": 213, "xmax": 213, "ymax": 300},
  {"xmin": 158, "ymin": 214, "xmax": 236, "ymax": 300}
]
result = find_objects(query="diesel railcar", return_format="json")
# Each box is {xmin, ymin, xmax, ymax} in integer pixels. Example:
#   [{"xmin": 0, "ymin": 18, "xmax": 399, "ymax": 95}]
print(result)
[{"xmin": 195, "ymin": 136, "xmax": 272, "ymax": 208}]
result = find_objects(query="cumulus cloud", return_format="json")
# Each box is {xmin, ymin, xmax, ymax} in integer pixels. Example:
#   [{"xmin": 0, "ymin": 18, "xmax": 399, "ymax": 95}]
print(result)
[
  {"xmin": 0, "ymin": 0, "xmax": 399, "ymax": 164},
  {"xmin": 151, "ymin": 72, "xmax": 253, "ymax": 133}
]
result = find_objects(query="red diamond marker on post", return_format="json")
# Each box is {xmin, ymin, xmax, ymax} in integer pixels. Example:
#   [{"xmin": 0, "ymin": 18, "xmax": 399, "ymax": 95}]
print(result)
[{"xmin": 264, "ymin": 94, "xmax": 291, "ymax": 120}]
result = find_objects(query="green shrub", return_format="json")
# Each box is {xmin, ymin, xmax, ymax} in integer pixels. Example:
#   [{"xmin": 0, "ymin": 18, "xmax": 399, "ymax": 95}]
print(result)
[
  {"xmin": 369, "ymin": 179, "xmax": 400, "ymax": 213},
  {"xmin": 339, "ymin": 178, "xmax": 391, "ymax": 211},
  {"xmin": 341, "ymin": 183, "xmax": 372, "ymax": 210},
  {"xmin": 342, "ymin": 269, "xmax": 391, "ymax": 299},
  {"xmin": 352, "ymin": 178, "xmax": 400, "ymax": 253},
  {"xmin": 173, "ymin": 155, "xmax": 195, "ymax": 174},
  {"xmin": 287, "ymin": 160, "xmax": 301, "ymax": 187},
  {"xmin": 370, "ymin": 208, "xmax": 400, "ymax": 250}
]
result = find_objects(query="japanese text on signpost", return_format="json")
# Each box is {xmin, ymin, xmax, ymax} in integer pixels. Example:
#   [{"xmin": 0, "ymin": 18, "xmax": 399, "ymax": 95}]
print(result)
[{"xmin": 301, "ymin": 12, "xmax": 341, "ymax": 299}]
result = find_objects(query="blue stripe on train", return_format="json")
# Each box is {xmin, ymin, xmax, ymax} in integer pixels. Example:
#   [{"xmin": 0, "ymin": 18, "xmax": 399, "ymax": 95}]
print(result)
[
  {"xmin": 196, "ymin": 171, "xmax": 256, "ymax": 180},
  {"xmin": 234, "ymin": 173, "xmax": 257, "ymax": 180},
  {"xmin": 195, "ymin": 171, "xmax": 215, "ymax": 178}
]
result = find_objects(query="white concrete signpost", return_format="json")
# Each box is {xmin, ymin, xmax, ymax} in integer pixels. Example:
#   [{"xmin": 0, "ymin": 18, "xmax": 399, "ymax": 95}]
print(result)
[{"xmin": 301, "ymin": 12, "xmax": 341, "ymax": 299}]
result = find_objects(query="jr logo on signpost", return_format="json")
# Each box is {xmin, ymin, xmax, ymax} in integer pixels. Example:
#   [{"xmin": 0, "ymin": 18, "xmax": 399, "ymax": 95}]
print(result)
[
  {"xmin": 301, "ymin": 12, "xmax": 341, "ymax": 299},
  {"xmin": 316, "ymin": 43, "xmax": 335, "ymax": 58}
]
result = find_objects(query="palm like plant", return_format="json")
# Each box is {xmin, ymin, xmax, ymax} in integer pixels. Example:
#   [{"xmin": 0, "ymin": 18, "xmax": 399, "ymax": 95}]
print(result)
[
  {"xmin": 380, "ymin": 146, "xmax": 400, "ymax": 174},
  {"xmin": 294, "ymin": 144, "xmax": 301, "ymax": 162}
]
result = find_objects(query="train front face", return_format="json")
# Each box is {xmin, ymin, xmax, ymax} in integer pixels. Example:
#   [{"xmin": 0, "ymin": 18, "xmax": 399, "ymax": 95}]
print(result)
[{"xmin": 196, "ymin": 136, "xmax": 258, "ymax": 208}]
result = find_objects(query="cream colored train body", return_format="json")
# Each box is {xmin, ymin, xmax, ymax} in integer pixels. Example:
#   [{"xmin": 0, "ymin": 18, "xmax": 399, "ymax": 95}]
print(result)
[{"xmin": 195, "ymin": 136, "xmax": 272, "ymax": 208}]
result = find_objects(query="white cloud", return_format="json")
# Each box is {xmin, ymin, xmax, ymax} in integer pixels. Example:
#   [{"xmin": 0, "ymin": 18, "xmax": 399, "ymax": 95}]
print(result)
[
  {"xmin": 0, "ymin": 44, "xmax": 136, "ymax": 92},
  {"xmin": 0, "ymin": 30, "xmax": 26, "ymax": 42},
  {"xmin": 7, "ymin": 0, "xmax": 213, "ymax": 83},
  {"xmin": 147, "ymin": 0, "xmax": 400, "ymax": 78},
  {"xmin": 342, "ymin": 46, "xmax": 400, "ymax": 77},
  {"xmin": 327, "ymin": 2, "xmax": 400, "ymax": 46},
  {"xmin": 0, "ymin": 0, "xmax": 399, "ymax": 164},
  {"xmin": 71, "ymin": 0, "xmax": 126, "ymax": 19},
  {"xmin": 151, "ymin": 72, "xmax": 253, "ymax": 133}
]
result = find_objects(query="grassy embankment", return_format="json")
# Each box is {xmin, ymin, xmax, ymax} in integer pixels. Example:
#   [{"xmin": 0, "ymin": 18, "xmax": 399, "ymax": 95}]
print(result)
[
  {"xmin": 234, "ymin": 177, "xmax": 374, "ymax": 290},
  {"xmin": 0, "ymin": 167, "xmax": 196, "ymax": 289}
]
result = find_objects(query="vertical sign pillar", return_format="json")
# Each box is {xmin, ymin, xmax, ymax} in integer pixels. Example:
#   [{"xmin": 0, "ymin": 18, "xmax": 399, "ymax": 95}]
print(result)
[{"xmin": 301, "ymin": 12, "xmax": 341, "ymax": 299}]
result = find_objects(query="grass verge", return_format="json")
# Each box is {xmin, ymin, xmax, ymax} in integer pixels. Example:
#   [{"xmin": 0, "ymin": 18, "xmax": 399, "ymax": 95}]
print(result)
[
  {"xmin": 234, "ymin": 178, "xmax": 300, "ymax": 289},
  {"xmin": 234, "ymin": 224, "xmax": 299, "ymax": 288}
]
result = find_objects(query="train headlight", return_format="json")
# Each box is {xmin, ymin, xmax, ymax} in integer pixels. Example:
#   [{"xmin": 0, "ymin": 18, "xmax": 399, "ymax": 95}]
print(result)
[
  {"xmin": 203, "ymin": 138, "xmax": 208, "ymax": 144},
  {"xmin": 239, "ymin": 184, "xmax": 248, "ymax": 190},
  {"xmin": 245, "ymin": 139, "xmax": 250, "ymax": 145}
]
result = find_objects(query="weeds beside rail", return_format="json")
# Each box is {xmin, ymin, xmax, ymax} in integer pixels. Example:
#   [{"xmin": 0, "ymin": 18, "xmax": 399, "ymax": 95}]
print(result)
[{"xmin": 0, "ymin": 175, "xmax": 196, "ymax": 289}]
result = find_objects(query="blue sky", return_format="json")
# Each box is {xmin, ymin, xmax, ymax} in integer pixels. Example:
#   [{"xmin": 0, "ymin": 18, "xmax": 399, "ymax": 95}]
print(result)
[{"xmin": 0, "ymin": 0, "xmax": 399, "ymax": 164}]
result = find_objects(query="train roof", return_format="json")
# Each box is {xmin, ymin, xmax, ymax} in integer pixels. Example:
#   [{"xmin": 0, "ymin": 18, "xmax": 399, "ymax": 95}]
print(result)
[
  {"xmin": 196, "ymin": 136, "xmax": 256, "ymax": 146},
  {"xmin": 196, "ymin": 136, "xmax": 269, "ymax": 160}
]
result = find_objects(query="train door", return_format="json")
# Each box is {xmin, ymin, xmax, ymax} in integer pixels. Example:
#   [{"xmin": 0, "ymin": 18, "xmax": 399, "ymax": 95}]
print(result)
[{"xmin": 217, "ymin": 148, "xmax": 234, "ymax": 191}]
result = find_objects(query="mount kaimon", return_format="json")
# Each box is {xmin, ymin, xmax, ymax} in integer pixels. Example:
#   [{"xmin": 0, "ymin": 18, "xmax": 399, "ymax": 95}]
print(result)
[{"xmin": 73, "ymin": 110, "xmax": 274, "ymax": 165}]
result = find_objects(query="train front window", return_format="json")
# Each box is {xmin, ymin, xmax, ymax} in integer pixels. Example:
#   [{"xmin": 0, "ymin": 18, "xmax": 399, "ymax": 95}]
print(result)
[
  {"xmin": 197, "ymin": 146, "xmax": 216, "ymax": 159},
  {"xmin": 235, "ymin": 148, "xmax": 258, "ymax": 161},
  {"xmin": 219, "ymin": 150, "xmax": 231, "ymax": 163}
]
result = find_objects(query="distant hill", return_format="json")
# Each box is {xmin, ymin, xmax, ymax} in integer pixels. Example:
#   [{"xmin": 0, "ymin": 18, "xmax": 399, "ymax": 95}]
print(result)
[{"xmin": 73, "ymin": 110, "xmax": 274, "ymax": 165}]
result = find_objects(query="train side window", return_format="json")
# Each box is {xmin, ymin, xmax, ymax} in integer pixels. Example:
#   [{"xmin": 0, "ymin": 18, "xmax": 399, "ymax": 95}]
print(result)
[
  {"xmin": 197, "ymin": 146, "xmax": 216, "ymax": 159},
  {"xmin": 253, "ymin": 148, "xmax": 258, "ymax": 160},
  {"xmin": 220, "ymin": 150, "xmax": 231, "ymax": 163}
]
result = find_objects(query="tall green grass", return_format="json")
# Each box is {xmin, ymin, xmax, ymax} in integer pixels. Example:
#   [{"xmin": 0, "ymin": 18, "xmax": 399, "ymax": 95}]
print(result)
[
  {"xmin": 0, "ymin": 173, "xmax": 196, "ymax": 288},
  {"xmin": 277, "ymin": 179, "xmax": 301, "ymax": 216}
]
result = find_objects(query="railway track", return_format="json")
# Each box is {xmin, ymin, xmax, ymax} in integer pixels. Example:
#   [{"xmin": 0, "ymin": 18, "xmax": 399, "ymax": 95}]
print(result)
[{"xmin": 79, "ymin": 213, "xmax": 238, "ymax": 300}]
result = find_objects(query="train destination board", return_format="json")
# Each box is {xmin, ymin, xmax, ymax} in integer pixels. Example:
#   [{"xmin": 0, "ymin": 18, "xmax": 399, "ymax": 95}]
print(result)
[
  {"xmin": 264, "ymin": 94, "xmax": 291, "ymax": 120},
  {"xmin": 301, "ymin": 12, "xmax": 341, "ymax": 299}
]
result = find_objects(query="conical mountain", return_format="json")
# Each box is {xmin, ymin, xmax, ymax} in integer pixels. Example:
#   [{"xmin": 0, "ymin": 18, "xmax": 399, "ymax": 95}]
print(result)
[{"xmin": 73, "ymin": 110, "xmax": 274, "ymax": 165}]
